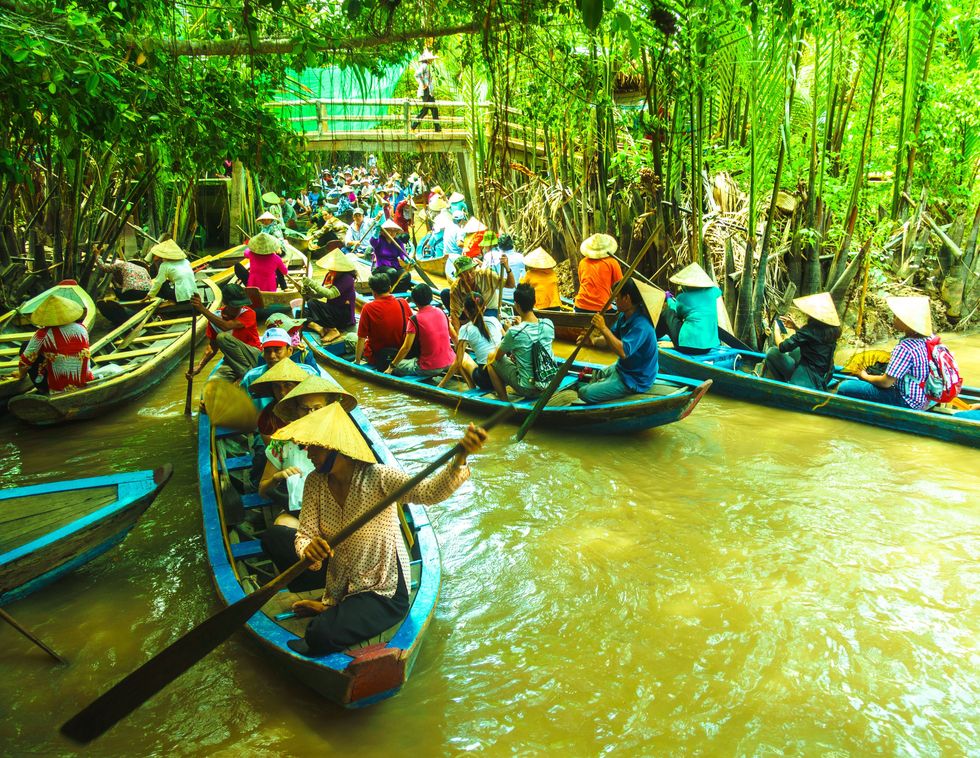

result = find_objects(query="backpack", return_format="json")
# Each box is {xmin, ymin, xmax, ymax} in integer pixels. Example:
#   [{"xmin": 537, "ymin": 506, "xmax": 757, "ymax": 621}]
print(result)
[
  {"xmin": 923, "ymin": 336, "xmax": 963, "ymax": 403},
  {"xmin": 517, "ymin": 322, "xmax": 558, "ymax": 387}
]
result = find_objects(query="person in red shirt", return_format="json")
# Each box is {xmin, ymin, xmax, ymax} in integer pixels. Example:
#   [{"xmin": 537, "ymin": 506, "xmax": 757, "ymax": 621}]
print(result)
[
  {"xmin": 574, "ymin": 233, "xmax": 623, "ymax": 312},
  {"xmin": 188, "ymin": 283, "xmax": 262, "ymax": 381},
  {"xmin": 385, "ymin": 284, "xmax": 455, "ymax": 377},
  {"xmin": 393, "ymin": 196, "xmax": 416, "ymax": 234},
  {"xmin": 354, "ymin": 273, "xmax": 411, "ymax": 370}
]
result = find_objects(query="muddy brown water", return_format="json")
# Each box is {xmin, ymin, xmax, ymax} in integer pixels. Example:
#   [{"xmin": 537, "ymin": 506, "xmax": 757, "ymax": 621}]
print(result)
[{"xmin": 0, "ymin": 334, "xmax": 977, "ymax": 756}]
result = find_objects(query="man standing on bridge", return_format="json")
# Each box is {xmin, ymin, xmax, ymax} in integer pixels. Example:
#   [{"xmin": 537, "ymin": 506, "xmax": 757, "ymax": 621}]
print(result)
[{"xmin": 411, "ymin": 49, "xmax": 441, "ymax": 133}]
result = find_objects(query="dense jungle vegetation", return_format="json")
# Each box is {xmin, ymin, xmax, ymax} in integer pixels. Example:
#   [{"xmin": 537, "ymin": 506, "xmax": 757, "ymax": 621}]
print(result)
[{"xmin": 1, "ymin": 0, "xmax": 977, "ymax": 345}]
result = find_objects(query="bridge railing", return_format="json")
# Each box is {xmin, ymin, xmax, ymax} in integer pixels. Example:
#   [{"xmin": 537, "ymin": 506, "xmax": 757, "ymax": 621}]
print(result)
[{"xmin": 266, "ymin": 97, "xmax": 498, "ymax": 134}]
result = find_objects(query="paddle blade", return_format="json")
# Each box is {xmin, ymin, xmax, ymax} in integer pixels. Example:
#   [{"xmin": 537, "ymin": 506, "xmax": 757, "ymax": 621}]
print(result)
[
  {"xmin": 203, "ymin": 379, "xmax": 259, "ymax": 433},
  {"xmin": 842, "ymin": 349, "xmax": 892, "ymax": 375},
  {"xmin": 60, "ymin": 559, "xmax": 310, "ymax": 744}
]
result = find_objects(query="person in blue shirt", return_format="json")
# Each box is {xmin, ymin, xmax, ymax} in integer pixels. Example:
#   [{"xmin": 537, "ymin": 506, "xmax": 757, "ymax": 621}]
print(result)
[{"xmin": 577, "ymin": 278, "xmax": 663, "ymax": 404}]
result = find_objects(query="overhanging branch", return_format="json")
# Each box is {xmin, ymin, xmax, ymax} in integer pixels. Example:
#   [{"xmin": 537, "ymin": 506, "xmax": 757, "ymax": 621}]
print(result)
[{"xmin": 138, "ymin": 21, "xmax": 488, "ymax": 57}]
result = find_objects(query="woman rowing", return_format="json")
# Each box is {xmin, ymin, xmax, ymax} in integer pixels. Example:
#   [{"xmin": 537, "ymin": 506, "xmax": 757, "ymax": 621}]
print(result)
[
  {"xmin": 520, "ymin": 247, "xmax": 561, "ymax": 309},
  {"xmin": 762, "ymin": 292, "xmax": 841, "ymax": 390},
  {"xmin": 301, "ymin": 249, "xmax": 358, "ymax": 343},
  {"xmin": 271, "ymin": 403, "xmax": 488, "ymax": 656}
]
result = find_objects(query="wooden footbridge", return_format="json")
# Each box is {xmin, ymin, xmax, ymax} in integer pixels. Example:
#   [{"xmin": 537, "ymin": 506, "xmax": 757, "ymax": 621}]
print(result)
[{"xmin": 264, "ymin": 98, "xmax": 544, "ymax": 158}]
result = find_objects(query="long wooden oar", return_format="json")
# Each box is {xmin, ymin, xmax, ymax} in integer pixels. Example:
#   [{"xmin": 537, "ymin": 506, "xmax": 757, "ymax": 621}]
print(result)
[
  {"xmin": 183, "ymin": 304, "xmax": 198, "ymax": 415},
  {"xmin": 60, "ymin": 404, "xmax": 515, "ymax": 744},
  {"xmin": 514, "ymin": 236, "xmax": 657, "ymax": 442},
  {"xmin": 0, "ymin": 607, "xmax": 66, "ymax": 664}
]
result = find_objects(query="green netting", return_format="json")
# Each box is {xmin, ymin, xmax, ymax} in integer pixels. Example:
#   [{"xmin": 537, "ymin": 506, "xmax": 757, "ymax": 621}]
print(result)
[{"xmin": 272, "ymin": 63, "xmax": 408, "ymax": 133}]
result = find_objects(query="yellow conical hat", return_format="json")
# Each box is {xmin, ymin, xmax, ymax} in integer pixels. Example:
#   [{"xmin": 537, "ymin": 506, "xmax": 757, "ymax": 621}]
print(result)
[
  {"xmin": 524, "ymin": 247, "xmax": 557, "ymax": 270},
  {"xmin": 273, "ymin": 403, "xmax": 375, "ymax": 463},
  {"xmin": 203, "ymin": 379, "xmax": 260, "ymax": 433},
  {"xmin": 30, "ymin": 294, "xmax": 85, "ymax": 327},
  {"xmin": 792, "ymin": 292, "xmax": 840, "ymax": 327},
  {"xmin": 635, "ymin": 280, "xmax": 666, "ymax": 325},
  {"xmin": 149, "ymin": 239, "xmax": 187, "ymax": 261},
  {"xmin": 886, "ymin": 296, "xmax": 933, "ymax": 336},
  {"xmin": 274, "ymin": 374, "xmax": 357, "ymax": 421},
  {"xmin": 669, "ymin": 263, "xmax": 715, "ymax": 289},
  {"xmin": 249, "ymin": 359, "xmax": 313, "ymax": 397},
  {"xmin": 316, "ymin": 249, "xmax": 357, "ymax": 272},
  {"xmin": 249, "ymin": 232, "xmax": 280, "ymax": 255}
]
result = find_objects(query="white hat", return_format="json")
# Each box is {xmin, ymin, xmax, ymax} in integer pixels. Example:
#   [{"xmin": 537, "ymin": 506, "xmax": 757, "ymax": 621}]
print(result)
[
  {"xmin": 419, "ymin": 49, "xmax": 439, "ymax": 63},
  {"xmin": 580, "ymin": 233, "xmax": 617, "ymax": 259},
  {"xmin": 448, "ymin": 192, "xmax": 466, "ymax": 204},
  {"xmin": 524, "ymin": 247, "xmax": 556, "ymax": 269},
  {"xmin": 256, "ymin": 211, "xmax": 277, "ymax": 224},
  {"xmin": 669, "ymin": 263, "xmax": 716, "ymax": 289},
  {"xmin": 351, "ymin": 207, "xmax": 364, "ymax": 215},
  {"xmin": 792, "ymin": 292, "xmax": 840, "ymax": 327},
  {"xmin": 248, "ymin": 232, "xmax": 280, "ymax": 256},
  {"xmin": 886, "ymin": 296, "xmax": 933, "ymax": 336},
  {"xmin": 462, "ymin": 216, "xmax": 486, "ymax": 235},
  {"xmin": 149, "ymin": 239, "xmax": 187, "ymax": 261},
  {"xmin": 381, "ymin": 219, "xmax": 403, "ymax": 233}
]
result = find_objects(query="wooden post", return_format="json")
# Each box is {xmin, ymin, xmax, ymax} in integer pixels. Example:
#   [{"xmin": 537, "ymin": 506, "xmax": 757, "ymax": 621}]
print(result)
[
  {"xmin": 229, "ymin": 160, "xmax": 244, "ymax": 244},
  {"xmin": 403, "ymin": 99, "xmax": 410, "ymax": 134},
  {"xmin": 316, "ymin": 101, "xmax": 326, "ymax": 134}
]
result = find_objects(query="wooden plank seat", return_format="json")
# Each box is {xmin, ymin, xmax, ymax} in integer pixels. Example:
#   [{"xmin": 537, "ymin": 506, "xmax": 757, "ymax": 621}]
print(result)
[
  {"xmin": 115, "ymin": 332, "xmax": 182, "ymax": 345},
  {"xmin": 91, "ymin": 346, "xmax": 165, "ymax": 363},
  {"xmin": 242, "ymin": 492, "xmax": 273, "ymax": 509},
  {"xmin": 225, "ymin": 455, "xmax": 251, "ymax": 471},
  {"xmin": 230, "ymin": 540, "xmax": 265, "ymax": 560}
]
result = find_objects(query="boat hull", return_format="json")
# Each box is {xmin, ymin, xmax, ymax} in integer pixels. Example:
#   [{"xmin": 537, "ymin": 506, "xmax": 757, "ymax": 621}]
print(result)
[
  {"xmin": 658, "ymin": 346, "xmax": 980, "ymax": 446},
  {"xmin": 304, "ymin": 334, "xmax": 711, "ymax": 435},
  {"xmin": 0, "ymin": 466, "xmax": 172, "ymax": 605},
  {"xmin": 198, "ymin": 367, "xmax": 440, "ymax": 707},
  {"xmin": 7, "ymin": 280, "xmax": 221, "ymax": 425}
]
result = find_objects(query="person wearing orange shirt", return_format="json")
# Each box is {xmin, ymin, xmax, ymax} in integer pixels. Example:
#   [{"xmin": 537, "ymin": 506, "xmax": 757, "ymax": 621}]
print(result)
[
  {"xmin": 520, "ymin": 247, "xmax": 561, "ymax": 309},
  {"xmin": 574, "ymin": 233, "xmax": 622, "ymax": 312}
]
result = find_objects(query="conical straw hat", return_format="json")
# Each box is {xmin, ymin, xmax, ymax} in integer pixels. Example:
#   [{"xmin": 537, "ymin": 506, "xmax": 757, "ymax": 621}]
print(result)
[
  {"xmin": 30, "ymin": 293, "xmax": 85, "ymax": 327},
  {"xmin": 448, "ymin": 192, "xmax": 466, "ymax": 205},
  {"xmin": 635, "ymin": 280, "xmax": 666, "ymax": 325},
  {"xmin": 580, "ymin": 233, "xmax": 617, "ymax": 259},
  {"xmin": 462, "ymin": 216, "xmax": 486, "ymax": 235},
  {"xmin": 256, "ymin": 211, "xmax": 277, "ymax": 223},
  {"xmin": 261, "ymin": 191, "xmax": 282, "ymax": 204},
  {"xmin": 886, "ymin": 296, "xmax": 933, "ymax": 336},
  {"xmin": 249, "ymin": 359, "xmax": 313, "ymax": 397},
  {"xmin": 381, "ymin": 219, "xmax": 403, "ymax": 233},
  {"xmin": 428, "ymin": 196, "xmax": 448, "ymax": 212},
  {"xmin": 149, "ymin": 239, "xmax": 187, "ymax": 261},
  {"xmin": 524, "ymin": 247, "xmax": 557, "ymax": 269},
  {"xmin": 316, "ymin": 249, "xmax": 357, "ymax": 272},
  {"xmin": 273, "ymin": 403, "xmax": 375, "ymax": 463},
  {"xmin": 669, "ymin": 263, "xmax": 715, "ymax": 289},
  {"xmin": 792, "ymin": 292, "xmax": 840, "ymax": 327},
  {"xmin": 274, "ymin": 374, "xmax": 357, "ymax": 421},
  {"xmin": 203, "ymin": 379, "xmax": 259, "ymax": 433},
  {"xmin": 249, "ymin": 232, "xmax": 280, "ymax": 255}
]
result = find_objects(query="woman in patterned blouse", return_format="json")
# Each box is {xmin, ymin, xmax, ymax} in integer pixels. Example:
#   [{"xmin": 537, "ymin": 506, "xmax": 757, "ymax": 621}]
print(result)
[
  {"xmin": 16, "ymin": 294, "xmax": 93, "ymax": 394},
  {"xmin": 272, "ymin": 403, "xmax": 488, "ymax": 656}
]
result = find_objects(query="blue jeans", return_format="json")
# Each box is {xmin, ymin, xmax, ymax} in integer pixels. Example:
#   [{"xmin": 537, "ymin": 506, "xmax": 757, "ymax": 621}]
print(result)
[
  {"xmin": 577, "ymin": 364, "xmax": 631, "ymax": 404},
  {"xmin": 836, "ymin": 379, "xmax": 909, "ymax": 407}
]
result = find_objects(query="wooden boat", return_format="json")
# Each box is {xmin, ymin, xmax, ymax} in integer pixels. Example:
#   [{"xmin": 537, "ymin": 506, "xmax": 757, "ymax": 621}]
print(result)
[
  {"xmin": 199, "ymin": 368, "xmax": 440, "ymax": 707},
  {"xmin": 0, "ymin": 280, "xmax": 98, "ymax": 405},
  {"xmin": 0, "ymin": 466, "xmax": 173, "ymax": 605},
  {"xmin": 657, "ymin": 345, "xmax": 980, "ymax": 447},
  {"xmin": 304, "ymin": 333, "xmax": 712, "ymax": 434},
  {"xmin": 416, "ymin": 251, "xmax": 447, "ymax": 276},
  {"xmin": 532, "ymin": 305, "xmax": 617, "ymax": 343},
  {"xmin": 7, "ymin": 278, "xmax": 222, "ymax": 425}
]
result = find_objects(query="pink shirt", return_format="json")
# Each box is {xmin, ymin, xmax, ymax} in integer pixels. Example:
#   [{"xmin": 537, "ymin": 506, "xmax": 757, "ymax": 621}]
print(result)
[
  {"xmin": 244, "ymin": 249, "xmax": 287, "ymax": 292},
  {"xmin": 408, "ymin": 305, "xmax": 455, "ymax": 370}
]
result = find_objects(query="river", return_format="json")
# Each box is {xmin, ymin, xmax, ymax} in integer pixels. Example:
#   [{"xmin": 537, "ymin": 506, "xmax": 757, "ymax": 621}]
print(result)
[{"xmin": 1, "ymin": 334, "xmax": 978, "ymax": 756}]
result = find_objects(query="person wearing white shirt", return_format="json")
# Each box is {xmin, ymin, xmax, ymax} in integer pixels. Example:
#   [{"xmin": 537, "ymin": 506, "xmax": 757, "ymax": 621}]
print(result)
[{"xmin": 146, "ymin": 239, "xmax": 197, "ymax": 303}]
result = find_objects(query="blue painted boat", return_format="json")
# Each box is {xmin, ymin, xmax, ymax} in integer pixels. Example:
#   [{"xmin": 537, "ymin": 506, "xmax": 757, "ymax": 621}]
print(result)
[
  {"xmin": 657, "ymin": 345, "xmax": 980, "ymax": 447},
  {"xmin": 303, "ymin": 333, "xmax": 712, "ymax": 435},
  {"xmin": 0, "ymin": 466, "xmax": 173, "ymax": 605},
  {"xmin": 198, "ymin": 369, "xmax": 440, "ymax": 707}
]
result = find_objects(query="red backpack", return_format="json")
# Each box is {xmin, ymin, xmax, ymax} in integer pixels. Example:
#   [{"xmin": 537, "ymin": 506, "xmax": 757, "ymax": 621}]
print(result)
[{"xmin": 923, "ymin": 336, "xmax": 963, "ymax": 403}]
